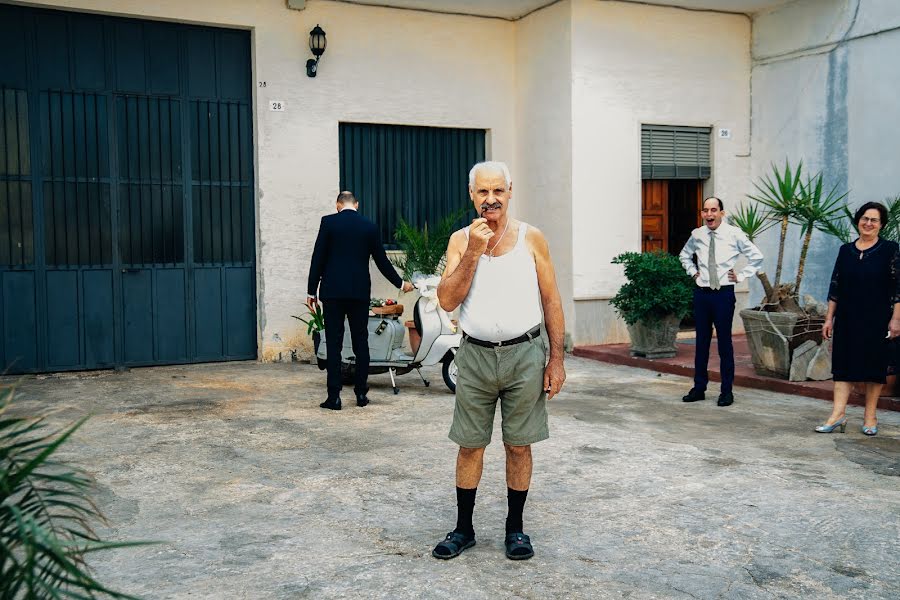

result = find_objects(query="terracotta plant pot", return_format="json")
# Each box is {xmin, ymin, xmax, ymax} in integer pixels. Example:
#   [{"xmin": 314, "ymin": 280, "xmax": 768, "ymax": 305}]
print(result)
[{"xmin": 405, "ymin": 320, "xmax": 421, "ymax": 355}]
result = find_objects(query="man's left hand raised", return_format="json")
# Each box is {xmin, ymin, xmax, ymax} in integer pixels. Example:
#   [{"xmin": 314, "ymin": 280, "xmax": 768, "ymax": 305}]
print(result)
[{"xmin": 543, "ymin": 358, "xmax": 566, "ymax": 400}]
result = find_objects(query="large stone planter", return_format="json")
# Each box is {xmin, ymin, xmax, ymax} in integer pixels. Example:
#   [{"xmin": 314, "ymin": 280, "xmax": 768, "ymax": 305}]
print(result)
[
  {"xmin": 627, "ymin": 315, "xmax": 681, "ymax": 359},
  {"xmin": 740, "ymin": 308, "xmax": 824, "ymax": 379}
]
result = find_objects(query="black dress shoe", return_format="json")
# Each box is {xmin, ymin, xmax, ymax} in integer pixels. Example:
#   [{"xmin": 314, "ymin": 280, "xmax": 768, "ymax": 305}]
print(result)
[
  {"xmin": 682, "ymin": 389, "xmax": 706, "ymax": 402},
  {"xmin": 320, "ymin": 398, "xmax": 341, "ymax": 410},
  {"xmin": 717, "ymin": 392, "xmax": 734, "ymax": 406},
  {"xmin": 356, "ymin": 394, "xmax": 369, "ymax": 407}
]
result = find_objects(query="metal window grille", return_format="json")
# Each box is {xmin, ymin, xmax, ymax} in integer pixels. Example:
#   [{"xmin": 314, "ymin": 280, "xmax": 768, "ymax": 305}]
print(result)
[
  {"xmin": 0, "ymin": 88, "xmax": 34, "ymax": 267},
  {"xmin": 339, "ymin": 122, "xmax": 486, "ymax": 245}
]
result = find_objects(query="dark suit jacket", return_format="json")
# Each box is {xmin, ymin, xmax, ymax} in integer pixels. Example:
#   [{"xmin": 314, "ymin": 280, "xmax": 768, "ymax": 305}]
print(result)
[{"xmin": 307, "ymin": 209, "xmax": 403, "ymax": 301}]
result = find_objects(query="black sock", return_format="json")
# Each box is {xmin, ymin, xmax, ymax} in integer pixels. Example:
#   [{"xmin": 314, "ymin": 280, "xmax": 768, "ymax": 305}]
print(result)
[
  {"xmin": 506, "ymin": 488, "xmax": 528, "ymax": 534},
  {"xmin": 453, "ymin": 487, "xmax": 477, "ymax": 537}
]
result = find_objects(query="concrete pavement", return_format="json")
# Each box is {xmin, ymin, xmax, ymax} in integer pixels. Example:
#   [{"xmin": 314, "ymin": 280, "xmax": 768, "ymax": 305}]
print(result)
[{"xmin": 4, "ymin": 357, "xmax": 899, "ymax": 599}]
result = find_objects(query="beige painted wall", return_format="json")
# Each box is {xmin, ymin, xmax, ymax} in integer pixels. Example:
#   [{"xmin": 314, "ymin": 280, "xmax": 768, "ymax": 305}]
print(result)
[
  {"xmin": 513, "ymin": 0, "xmax": 576, "ymax": 341},
  {"xmin": 24, "ymin": 0, "xmax": 517, "ymax": 360},
  {"xmin": 22, "ymin": 0, "xmax": 763, "ymax": 354},
  {"xmin": 569, "ymin": 0, "xmax": 752, "ymax": 344}
]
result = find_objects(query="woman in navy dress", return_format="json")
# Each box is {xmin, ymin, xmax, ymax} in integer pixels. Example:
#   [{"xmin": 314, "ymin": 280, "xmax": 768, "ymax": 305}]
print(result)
[{"xmin": 818, "ymin": 202, "xmax": 900, "ymax": 436}]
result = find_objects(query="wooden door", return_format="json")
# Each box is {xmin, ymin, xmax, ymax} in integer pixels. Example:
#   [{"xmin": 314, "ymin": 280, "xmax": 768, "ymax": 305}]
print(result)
[
  {"xmin": 668, "ymin": 179, "xmax": 704, "ymax": 254},
  {"xmin": 641, "ymin": 180, "xmax": 668, "ymax": 252}
]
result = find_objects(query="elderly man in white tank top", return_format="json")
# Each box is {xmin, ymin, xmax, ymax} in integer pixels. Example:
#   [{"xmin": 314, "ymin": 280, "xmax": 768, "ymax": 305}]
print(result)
[{"xmin": 430, "ymin": 161, "xmax": 566, "ymax": 561}]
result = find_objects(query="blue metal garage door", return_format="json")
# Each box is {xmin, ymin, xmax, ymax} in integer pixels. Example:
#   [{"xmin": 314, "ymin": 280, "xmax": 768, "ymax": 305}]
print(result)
[{"xmin": 0, "ymin": 4, "xmax": 256, "ymax": 373}]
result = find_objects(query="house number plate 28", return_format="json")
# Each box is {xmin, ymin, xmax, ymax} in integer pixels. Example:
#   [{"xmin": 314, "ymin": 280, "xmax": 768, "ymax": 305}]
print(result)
[{"xmin": 270, "ymin": 100, "xmax": 285, "ymax": 111}]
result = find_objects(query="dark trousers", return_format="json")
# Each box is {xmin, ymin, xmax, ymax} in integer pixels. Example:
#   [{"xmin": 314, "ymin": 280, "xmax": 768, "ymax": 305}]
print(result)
[
  {"xmin": 693, "ymin": 286, "xmax": 736, "ymax": 394},
  {"xmin": 323, "ymin": 299, "xmax": 370, "ymax": 400}
]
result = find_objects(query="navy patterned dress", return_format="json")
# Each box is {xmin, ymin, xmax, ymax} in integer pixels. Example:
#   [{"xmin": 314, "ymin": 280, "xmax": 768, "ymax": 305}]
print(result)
[{"xmin": 828, "ymin": 238, "xmax": 900, "ymax": 383}]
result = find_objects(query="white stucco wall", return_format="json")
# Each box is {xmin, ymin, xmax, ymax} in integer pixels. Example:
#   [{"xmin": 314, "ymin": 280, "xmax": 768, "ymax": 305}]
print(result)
[
  {"xmin": 751, "ymin": 0, "xmax": 900, "ymax": 305},
  {"xmin": 25, "ymin": 0, "xmax": 516, "ymax": 360},
  {"xmin": 569, "ymin": 0, "xmax": 752, "ymax": 344},
  {"xmin": 514, "ymin": 0, "xmax": 576, "ymax": 342}
]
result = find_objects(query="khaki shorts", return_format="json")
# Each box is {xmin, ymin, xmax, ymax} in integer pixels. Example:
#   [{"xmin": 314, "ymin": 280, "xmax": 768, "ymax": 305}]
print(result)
[{"xmin": 448, "ymin": 334, "xmax": 549, "ymax": 448}]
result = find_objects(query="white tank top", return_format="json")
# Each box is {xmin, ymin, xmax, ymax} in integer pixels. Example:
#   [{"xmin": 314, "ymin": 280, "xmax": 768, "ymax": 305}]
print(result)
[{"xmin": 459, "ymin": 222, "xmax": 543, "ymax": 341}]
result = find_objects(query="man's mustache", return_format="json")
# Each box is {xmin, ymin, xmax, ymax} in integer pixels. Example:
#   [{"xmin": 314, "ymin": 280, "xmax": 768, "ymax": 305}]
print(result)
[{"xmin": 480, "ymin": 202, "xmax": 502, "ymax": 211}]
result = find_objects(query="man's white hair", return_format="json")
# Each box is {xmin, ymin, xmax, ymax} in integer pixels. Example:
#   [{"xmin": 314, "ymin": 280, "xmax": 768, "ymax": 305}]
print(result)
[{"xmin": 468, "ymin": 161, "xmax": 511, "ymax": 189}]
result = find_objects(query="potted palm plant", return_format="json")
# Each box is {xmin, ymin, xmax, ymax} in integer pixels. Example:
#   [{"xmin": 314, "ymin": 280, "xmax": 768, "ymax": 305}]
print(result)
[
  {"xmin": 391, "ymin": 210, "xmax": 465, "ymax": 353},
  {"xmin": 610, "ymin": 251, "xmax": 694, "ymax": 358},
  {"xmin": 731, "ymin": 161, "xmax": 847, "ymax": 378},
  {"xmin": 390, "ymin": 210, "xmax": 465, "ymax": 282}
]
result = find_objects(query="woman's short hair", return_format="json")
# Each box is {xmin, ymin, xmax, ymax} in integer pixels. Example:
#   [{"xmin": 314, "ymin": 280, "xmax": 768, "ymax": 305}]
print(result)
[{"xmin": 854, "ymin": 201, "xmax": 888, "ymax": 226}]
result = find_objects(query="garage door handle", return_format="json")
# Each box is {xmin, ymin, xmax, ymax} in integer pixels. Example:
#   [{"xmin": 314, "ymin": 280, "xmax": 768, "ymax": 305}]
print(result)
[{"xmin": 121, "ymin": 268, "xmax": 141, "ymax": 273}]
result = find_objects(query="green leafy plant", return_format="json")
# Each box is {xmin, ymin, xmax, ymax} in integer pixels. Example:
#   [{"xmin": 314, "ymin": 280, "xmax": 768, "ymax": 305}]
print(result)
[
  {"xmin": 610, "ymin": 251, "xmax": 694, "ymax": 326},
  {"xmin": 390, "ymin": 209, "xmax": 467, "ymax": 279},
  {"xmin": 0, "ymin": 383, "xmax": 150, "ymax": 599},
  {"xmin": 292, "ymin": 304, "xmax": 324, "ymax": 336}
]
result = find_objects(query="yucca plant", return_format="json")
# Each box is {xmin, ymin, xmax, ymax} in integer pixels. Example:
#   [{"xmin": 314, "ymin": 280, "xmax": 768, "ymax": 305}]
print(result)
[
  {"xmin": 793, "ymin": 172, "xmax": 848, "ymax": 291},
  {"xmin": 0, "ymin": 383, "xmax": 149, "ymax": 599},
  {"xmin": 738, "ymin": 160, "xmax": 847, "ymax": 314},
  {"xmin": 819, "ymin": 204, "xmax": 855, "ymax": 244},
  {"xmin": 884, "ymin": 195, "xmax": 900, "ymax": 242},
  {"xmin": 729, "ymin": 202, "xmax": 777, "ymax": 302},
  {"xmin": 390, "ymin": 208, "xmax": 467, "ymax": 280},
  {"xmin": 747, "ymin": 160, "xmax": 804, "ymax": 288}
]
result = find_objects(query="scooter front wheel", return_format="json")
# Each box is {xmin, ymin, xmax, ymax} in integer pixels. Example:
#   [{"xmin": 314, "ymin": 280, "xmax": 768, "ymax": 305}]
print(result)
[{"xmin": 442, "ymin": 354, "xmax": 458, "ymax": 393}]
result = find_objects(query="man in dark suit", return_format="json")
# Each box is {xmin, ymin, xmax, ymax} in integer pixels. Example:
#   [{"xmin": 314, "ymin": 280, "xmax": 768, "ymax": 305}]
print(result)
[{"xmin": 307, "ymin": 191, "xmax": 413, "ymax": 410}]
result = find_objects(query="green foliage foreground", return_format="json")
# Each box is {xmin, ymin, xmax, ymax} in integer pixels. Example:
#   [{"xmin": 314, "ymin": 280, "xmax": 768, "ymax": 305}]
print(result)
[{"xmin": 0, "ymin": 384, "xmax": 151, "ymax": 599}]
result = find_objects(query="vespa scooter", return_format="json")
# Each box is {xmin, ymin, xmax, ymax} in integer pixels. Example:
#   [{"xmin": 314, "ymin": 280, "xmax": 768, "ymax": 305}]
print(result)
[{"xmin": 316, "ymin": 278, "xmax": 461, "ymax": 394}]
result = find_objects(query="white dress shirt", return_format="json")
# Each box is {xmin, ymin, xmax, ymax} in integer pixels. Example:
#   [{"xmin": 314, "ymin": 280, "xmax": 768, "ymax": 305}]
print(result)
[{"xmin": 678, "ymin": 222, "xmax": 763, "ymax": 287}]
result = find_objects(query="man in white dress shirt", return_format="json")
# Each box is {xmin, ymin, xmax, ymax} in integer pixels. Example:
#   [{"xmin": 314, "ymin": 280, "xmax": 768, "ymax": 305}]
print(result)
[{"xmin": 678, "ymin": 197, "xmax": 763, "ymax": 406}]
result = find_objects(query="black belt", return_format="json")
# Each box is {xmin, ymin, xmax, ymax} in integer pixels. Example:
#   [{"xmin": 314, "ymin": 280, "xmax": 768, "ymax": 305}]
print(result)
[
  {"xmin": 463, "ymin": 326, "xmax": 541, "ymax": 348},
  {"xmin": 696, "ymin": 285, "xmax": 734, "ymax": 293}
]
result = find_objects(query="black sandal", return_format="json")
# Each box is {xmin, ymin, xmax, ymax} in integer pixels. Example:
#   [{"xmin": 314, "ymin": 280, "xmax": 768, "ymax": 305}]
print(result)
[
  {"xmin": 505, "ymin": 532, "xmax": 534, "ymax": 560},
  {"xmin": 432, "ymin": 531, "xmax": 476, "ymax": 559}
]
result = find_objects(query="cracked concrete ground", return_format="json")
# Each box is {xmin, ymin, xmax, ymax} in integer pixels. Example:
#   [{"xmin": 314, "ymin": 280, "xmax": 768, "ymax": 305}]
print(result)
[{"xmin": 3, "ymin": 357, "xmax": 899, "ymax": 599}]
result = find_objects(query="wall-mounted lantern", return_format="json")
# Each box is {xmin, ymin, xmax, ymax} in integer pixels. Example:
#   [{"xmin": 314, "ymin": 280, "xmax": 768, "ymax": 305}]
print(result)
[{"xmin": 306, "ymin": 25, "xmax": 327, "ymax": 77}]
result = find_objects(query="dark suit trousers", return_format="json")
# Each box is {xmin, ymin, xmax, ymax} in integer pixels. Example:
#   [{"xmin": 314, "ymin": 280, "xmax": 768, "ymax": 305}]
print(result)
[
  {"xmin": 693, "ymin": 286, "xmax": 736, "ymax": 394},
  {"xmin": 323, "ymin": 299, "xmax": 370, "ymax": 399}
]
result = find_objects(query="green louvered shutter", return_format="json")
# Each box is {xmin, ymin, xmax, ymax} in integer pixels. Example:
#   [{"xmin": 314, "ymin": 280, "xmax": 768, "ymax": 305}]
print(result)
[
  {"xmin": 641, "ymin": 125, "xmax": 711, "ymax": 179},
  {"xmin": 339, "ymin": 123, "xmax": 485, "ymax": 247}
]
